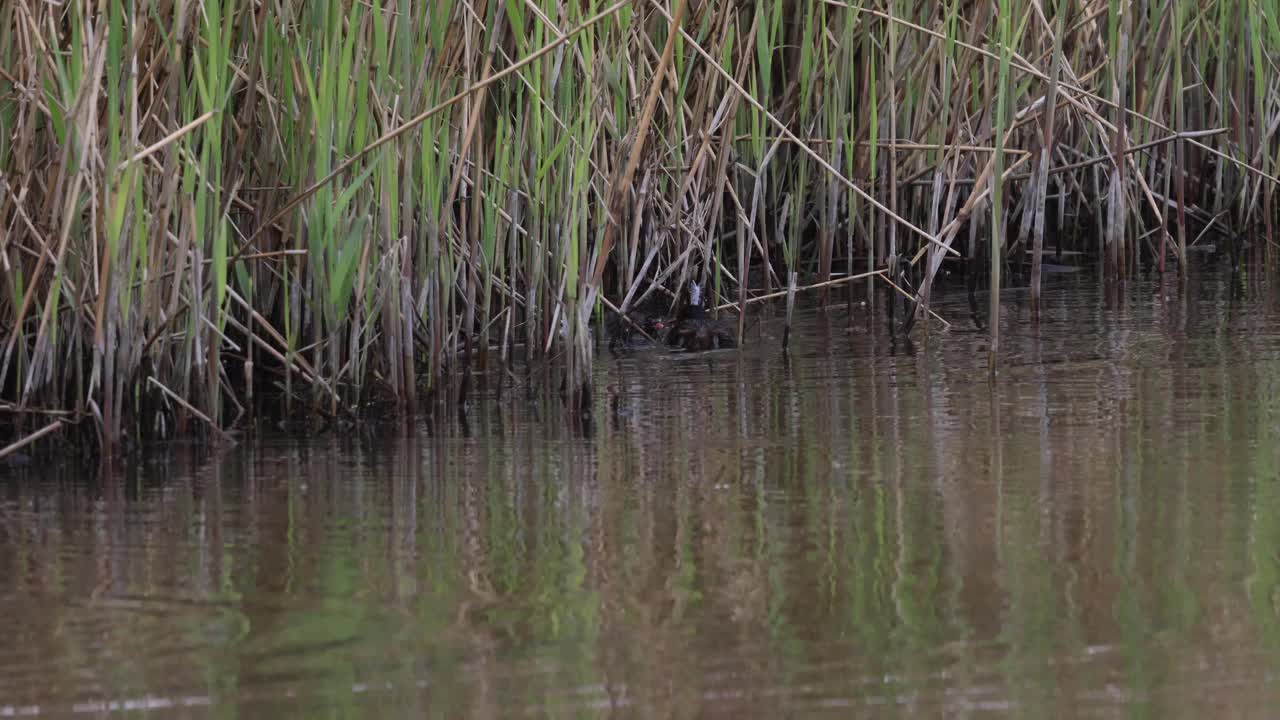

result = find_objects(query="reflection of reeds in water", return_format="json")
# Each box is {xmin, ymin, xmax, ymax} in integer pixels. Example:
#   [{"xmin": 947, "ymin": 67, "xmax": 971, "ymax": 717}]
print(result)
[
  {"xmin": 1, "ymin": 1, "xmax": 1278, "ymax": 454},
  {"xmin": 7, "ymin": 326, "xmax": 1280, "ymax": 715}
]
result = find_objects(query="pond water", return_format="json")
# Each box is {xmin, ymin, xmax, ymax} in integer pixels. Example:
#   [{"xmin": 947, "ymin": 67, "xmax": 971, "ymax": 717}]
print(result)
[{"xmin": 4, "ymin": 266, "xmax": 1280, "ymax": 718}]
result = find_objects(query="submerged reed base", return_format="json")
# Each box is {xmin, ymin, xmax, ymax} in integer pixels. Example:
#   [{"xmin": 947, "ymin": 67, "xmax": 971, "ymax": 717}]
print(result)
[{"xmin": 1, "ymin": 0, "xmax": 1277, "ymax": 460}]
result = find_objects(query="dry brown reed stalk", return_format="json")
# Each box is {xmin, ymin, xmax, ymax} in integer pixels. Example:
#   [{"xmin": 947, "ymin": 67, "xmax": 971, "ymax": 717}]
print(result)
[
  {"xmin": 0, "ymin": 421, "xmax": 63, "ymax": 461},
  {"xmin": 713, "ymin": 269, "xmax": 887, "ymax": 311}
]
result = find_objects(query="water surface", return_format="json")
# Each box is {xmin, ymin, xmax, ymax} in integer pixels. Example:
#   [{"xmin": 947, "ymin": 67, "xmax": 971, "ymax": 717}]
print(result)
[{"xmin": 4, "ymin": 268, "xmax": 1280, "ymax": 717}]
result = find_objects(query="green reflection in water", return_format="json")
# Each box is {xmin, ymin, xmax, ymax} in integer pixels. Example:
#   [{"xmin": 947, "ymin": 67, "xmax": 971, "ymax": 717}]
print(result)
[{"xmin": 3, "ymin": 273, "xmax": 1280, "ymax": 716}]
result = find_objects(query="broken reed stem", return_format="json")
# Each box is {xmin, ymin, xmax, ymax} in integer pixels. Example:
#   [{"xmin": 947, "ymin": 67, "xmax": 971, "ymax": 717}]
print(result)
[
  {"xmin": 600, "ymin": 295, "xmax": 659, "ymax": 345},
  {"xmin": 877, "ymin": 273, "xmax": 951, "ymax": 328},
  {"xmin": 0, "ymin": 421, "xmax": 64, "ymax": 461},
  {"xmin": 120, "ymin": 110, "xmax": 216, "ymax": 170},
  {"xmin": 1050, "ymin": 129, "xmax": 1228, "ymax": 176},
  {"xmin": 146, "ymin": 377, "xmax": 235, "ymax": 442},
  {"xmin": 715, "ymin": 269, "xmax": 887, "ymax": 311}
]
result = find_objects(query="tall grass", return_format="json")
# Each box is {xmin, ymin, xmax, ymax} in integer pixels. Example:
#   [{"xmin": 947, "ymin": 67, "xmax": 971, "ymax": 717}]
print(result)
[
  {"xmin": 989, "ymin": 0, "xmax": 1012, "ymax": 374},
  {"xmin": 1, "ymin": 0, "xmax": 1278, "ymax": 455}
]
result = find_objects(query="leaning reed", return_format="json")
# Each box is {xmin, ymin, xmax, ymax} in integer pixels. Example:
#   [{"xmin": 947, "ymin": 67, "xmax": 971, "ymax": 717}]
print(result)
[{"xmin": 1, "ymin": 0, "xmax": 1277, "ymax": 455}]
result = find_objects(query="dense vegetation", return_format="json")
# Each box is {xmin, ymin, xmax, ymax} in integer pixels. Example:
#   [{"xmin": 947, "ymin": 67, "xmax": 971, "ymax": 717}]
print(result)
[{"xmin": 2, "ymin": 0, "xmax": 1278, "ymax": 456}]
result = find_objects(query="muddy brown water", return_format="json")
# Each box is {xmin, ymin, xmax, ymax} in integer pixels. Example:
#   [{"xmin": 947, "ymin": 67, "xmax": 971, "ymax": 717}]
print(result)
[{"xmin": 4, "ymin": 266, "xmax": 1280, "ymax": 718}]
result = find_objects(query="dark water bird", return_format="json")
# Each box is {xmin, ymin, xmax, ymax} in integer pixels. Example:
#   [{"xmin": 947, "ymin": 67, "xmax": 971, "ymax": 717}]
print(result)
[
  {"xmin": 606, "ymin": 307, "xmax": 667, "ymax": 351},
  {"xmin": 667, "ymin": 281, "xmax": 736, "ymax": 352}
]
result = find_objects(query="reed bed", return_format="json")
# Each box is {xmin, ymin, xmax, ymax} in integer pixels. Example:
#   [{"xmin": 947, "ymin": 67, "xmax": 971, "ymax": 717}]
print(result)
[{"xmin": 1, "ymin": 0, "xmax": 1278, "ymax": 456}]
